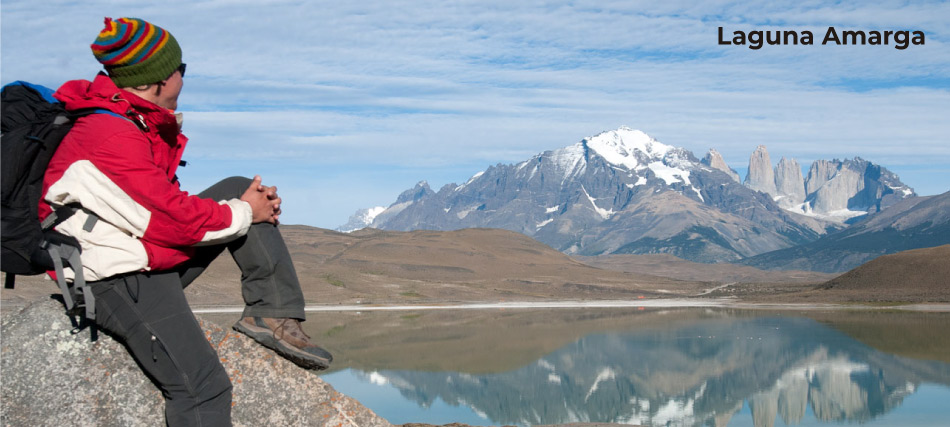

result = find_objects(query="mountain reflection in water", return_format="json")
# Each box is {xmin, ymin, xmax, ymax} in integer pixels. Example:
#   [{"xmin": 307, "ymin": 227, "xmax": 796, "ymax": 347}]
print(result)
[{"xmin": 308, "ymin": 309, "xmax": 950, "ymax": 426}]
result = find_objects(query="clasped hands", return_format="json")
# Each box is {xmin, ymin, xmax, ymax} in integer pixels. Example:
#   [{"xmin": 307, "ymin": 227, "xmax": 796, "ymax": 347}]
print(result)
[{"xmin": 240, "ymin": 175, "xmax": 282, "ymax": 224}]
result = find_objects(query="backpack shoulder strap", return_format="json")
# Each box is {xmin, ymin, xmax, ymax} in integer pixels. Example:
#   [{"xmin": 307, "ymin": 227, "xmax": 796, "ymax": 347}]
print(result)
[{"xmin": 70, "ymin": 107, "xmax": 147, "ymax": 132}]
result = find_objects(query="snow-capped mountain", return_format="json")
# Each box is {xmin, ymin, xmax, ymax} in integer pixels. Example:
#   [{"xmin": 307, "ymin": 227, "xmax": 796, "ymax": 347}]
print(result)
[
  {"xmin": 345, "ymin": 127, "xmax": 853, "ymax": 262},
  {"xmin": 337, "ymin": 206, "xmax": 387, "ymax": 233},
  {"xmin": 342, "ymin": 127, "xmax": 922, "ymax": 262},
  {"xmin": 336, "ymin": 181, "xmax": 435, "ymax": 233}
]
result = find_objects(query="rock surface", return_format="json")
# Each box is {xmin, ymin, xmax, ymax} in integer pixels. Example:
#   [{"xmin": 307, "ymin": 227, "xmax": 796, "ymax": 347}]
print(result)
[
  {"xmin": 804, "ymin": 157, "xmax": 913, "ymax": 218},
  {"xmin": 738, "ymin": 147, "xmax": 915, "ymax": 221},
  {"xmin": 745, "ymin": 145, "xmax": 777, "ymax": 195},
  {"xmin": 804, "ymin": 159, "xmax": 839, "ymax": 196},
  {"xmin": 701, "ymin": 148, "xmax": 740, "ymax": 182},
  {"xmin": 1, "ymin": 298, "xmax": 391, "ymax": 427},
  {"xmin": 774, "ymin": 156, "xmax": 806, "ymax": 207}
]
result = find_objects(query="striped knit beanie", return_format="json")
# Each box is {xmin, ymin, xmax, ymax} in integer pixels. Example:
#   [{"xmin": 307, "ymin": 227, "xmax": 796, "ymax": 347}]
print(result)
[{"xmin": 91, "ymin": 17, "xmax": 182, "ymax": 88}]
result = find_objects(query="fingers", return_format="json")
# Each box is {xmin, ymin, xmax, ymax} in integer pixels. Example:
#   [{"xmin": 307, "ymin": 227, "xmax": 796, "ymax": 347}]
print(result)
[
  {"xmin": 255, "ymin": 179, "xmax": 280, "ymax": 214},
  {"xmin": 245, "ymin": 175, "xmax": 263, "ymax": 195},
  {"xmin": 256, "ymin": 181, "xmax": 279, "ymax": 200},
  {"xmin": 244, "ymin": 176, "xmax": 283, "ymax": 225},
  {"xmin": 263, "ymin": 197, "xmax": 280, "ymax": 223}
]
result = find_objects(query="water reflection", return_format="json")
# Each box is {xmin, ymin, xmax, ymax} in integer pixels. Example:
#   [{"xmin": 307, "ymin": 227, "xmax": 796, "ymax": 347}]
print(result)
[{"xmin": 304, "ymin": 309, "xmax": 950, "ymax": 426}]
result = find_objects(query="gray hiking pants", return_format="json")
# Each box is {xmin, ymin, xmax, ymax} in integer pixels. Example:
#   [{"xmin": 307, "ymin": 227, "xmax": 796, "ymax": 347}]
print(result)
[{"xmin": 88, "ymin": 176, "xmax": 306, "ymax": 426}]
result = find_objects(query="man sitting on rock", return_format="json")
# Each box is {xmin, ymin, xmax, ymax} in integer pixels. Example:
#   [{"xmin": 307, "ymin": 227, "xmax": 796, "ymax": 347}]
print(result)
[{"xmin": 39, "ymin": 16, "xmax": 332, "ymax": 426}]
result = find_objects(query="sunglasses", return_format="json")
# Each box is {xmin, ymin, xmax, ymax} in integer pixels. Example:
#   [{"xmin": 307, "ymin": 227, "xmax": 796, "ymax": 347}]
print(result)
[{"xmin": 177, "ymin": 63, "xmax": 187, "ymax": 78}]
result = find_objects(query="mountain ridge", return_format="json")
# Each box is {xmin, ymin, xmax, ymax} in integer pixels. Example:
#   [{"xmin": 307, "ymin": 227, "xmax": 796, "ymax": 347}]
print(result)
[
  {"xmin": 739, "ymin": 191, "xmax": 950, "ymax": 273},
  {"xmin": 342, "ymin": 127, "xmax": 915, "ymax": 264}
]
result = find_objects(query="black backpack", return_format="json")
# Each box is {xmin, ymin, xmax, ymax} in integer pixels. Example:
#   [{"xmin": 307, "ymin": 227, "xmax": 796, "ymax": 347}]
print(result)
[{"xmin": 1, "ymin": 81, "xmax": 97, "ymax": 322}]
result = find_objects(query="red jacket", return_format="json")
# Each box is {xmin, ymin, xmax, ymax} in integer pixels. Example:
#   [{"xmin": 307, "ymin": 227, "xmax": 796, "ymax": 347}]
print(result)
[{"xmin": 39, "ymin": 73, "xmax": 251, "ymax": 281}]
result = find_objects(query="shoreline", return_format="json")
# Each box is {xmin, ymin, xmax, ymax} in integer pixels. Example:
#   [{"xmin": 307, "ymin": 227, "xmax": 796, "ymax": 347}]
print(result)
[{"xmin": 190, "ymin": 299, "xmax": 950, "ymax": 314}]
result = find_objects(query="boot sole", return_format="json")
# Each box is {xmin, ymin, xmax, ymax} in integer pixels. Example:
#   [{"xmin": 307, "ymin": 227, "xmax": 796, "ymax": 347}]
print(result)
[{"xmin": 233, "ymin": 320, "xmax": 331, "ymax": 370}]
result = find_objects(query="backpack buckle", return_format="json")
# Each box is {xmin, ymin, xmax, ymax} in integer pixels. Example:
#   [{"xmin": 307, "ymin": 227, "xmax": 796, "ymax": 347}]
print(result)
[{"xmin": 125, "ymin": 110, "xmax": 150, "ymax": 132}]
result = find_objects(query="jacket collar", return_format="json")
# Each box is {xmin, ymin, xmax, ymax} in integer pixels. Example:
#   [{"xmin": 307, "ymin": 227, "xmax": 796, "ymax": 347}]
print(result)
[{"xmin": 55, "ymin": 72, "xmax": 181, "ymax": 140}]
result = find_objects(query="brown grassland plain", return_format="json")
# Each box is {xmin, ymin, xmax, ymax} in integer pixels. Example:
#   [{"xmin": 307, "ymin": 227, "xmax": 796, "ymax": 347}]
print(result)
[{"xmin": 2, "ymin": 226, "xmax": 948, "ymax": 313}]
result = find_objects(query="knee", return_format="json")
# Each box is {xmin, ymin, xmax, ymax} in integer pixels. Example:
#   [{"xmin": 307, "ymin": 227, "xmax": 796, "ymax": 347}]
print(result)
[
  {"xmin": 164, "ymin": 362, "xmax": 233, "ymax": 426},
  {"xmin": 198, "ymin": 355, "xmax": 233, "ymax": 399},
  {"xmin": 219, "ymin": 176, "xmax": 252, "ymax": 191},
  {"xmin": 182, "ymin": 342, "xmax": 233, "ymax": 408},
  {"xmin": 200, "ymin": 176, "xmax": 253, "ymax": 200},
  {"xmin": 207, "ymin": 362, "xmax": 234, "ymax": 397},
  {"xmin": 196, "ymin": 362, "xmax": 233, "ymax": 420}
]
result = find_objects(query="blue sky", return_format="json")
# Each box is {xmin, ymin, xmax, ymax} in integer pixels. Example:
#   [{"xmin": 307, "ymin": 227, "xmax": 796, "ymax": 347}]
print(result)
[{"xmin": 3, "ymin": 0, "xmax": 948, "ymax": 228}]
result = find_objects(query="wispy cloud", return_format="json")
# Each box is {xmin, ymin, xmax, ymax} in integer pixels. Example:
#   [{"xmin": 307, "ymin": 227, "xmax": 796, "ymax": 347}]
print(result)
[{"xmin": 3, "ymin": 0, "xmax": 948, "ymax": 227}]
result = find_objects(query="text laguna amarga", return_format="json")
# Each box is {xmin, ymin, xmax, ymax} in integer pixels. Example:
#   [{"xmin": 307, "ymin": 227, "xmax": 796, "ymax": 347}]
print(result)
[{"xmin": 718, "ymin": 27, "xmax": 925, "ymax": 50}]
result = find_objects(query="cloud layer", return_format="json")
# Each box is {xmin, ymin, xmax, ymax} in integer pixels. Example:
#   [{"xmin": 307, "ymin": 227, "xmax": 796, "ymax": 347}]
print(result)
[{"xmin": 3, "ymin": 0, "xmax": 948, "ymax": 227}]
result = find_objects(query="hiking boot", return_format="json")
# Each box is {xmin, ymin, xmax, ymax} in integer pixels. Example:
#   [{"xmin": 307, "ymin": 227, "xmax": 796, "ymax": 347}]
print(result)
[{"xmin": 233, "ymin": 317, "xmax": 333, "ymax": 370}]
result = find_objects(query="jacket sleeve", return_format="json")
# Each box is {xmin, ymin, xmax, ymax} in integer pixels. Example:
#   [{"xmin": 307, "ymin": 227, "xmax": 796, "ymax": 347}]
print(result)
[{"xmin": 44, "ymin": 127, "xmax": 252, "ymax": 248}]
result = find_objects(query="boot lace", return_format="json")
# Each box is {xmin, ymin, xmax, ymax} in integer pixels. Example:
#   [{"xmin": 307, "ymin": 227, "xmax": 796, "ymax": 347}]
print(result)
[{"xmin": 273, "ymin": 318, "xmax": 311, "ymax": 342}]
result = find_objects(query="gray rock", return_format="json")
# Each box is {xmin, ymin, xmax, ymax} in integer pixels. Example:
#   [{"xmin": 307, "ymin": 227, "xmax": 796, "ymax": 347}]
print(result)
[
  {"xmin": 738, "ymin": 152, "xmax": 916, "ymax": 222},
  {"xmin": 745, "ymin": 145, "xmax": 777, "ymax": 196},
  {"xmin": 805, "ymin": 159, "xmax": 839, "ymax": 196},
  {"xmin": 810, "ymin": 166, "xmax": 864, "ymax": 213},
  {"xmin": 701, "ymin": 149, "xmax": 740, "ymax": 182},
  {"xmin": 1, "ymin": 298, "xmax": 391, "ymax": 427},
  {"xmin": 802, "ymin": 157, "xmax": 915, "ymax": 218},
  {"xmin": 774, "ymin": 157, "xmax": 806, "ymax": 207},
  {"xmin": 370, "ymin": 181, "xmax": 436, "ymax": 229}
]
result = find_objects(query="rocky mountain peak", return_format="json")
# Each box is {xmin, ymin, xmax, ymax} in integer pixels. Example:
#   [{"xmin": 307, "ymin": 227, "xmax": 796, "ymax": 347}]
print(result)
[
  {"xmin": 583, "ymin": 127, "xmax": 674, "ymax": 170},
  {"xmin": 337, "ymin": 206, "xmax": 387, "ymax": 233},
  {"xmin": 805, "ymin": 160, "xmax": 840, "ymax": 195},
  {"xmin": 798, "ymin": 157, "xmax": 915, "ymax": 220},
  {"xmin": 341, "ymin": 127, "xmax": 916, "ymax": 262},
  {"xmin": 347, "ymin": 128, "xmax": 835, "ymax": 262},
  {"xmin": 395, "ymin": 180, "xmax": 434, "ymax": 204},
  {"xmin": 738, "ymin": 150, "xmax": 915, "ymax": 222},
  {"xmin": 702, "ymin": 148, "xmax": 740, "ymax": 182},
  {"xmin": 774, "ymin": 156, "xmax": 806, "ymax": 207},
  {"xmin": 341, "ymin": 180, "xmax": 437, "ymax": 232},
  {"xmin": 745, "ymin": 145, "xmax": 777, "ymax": 195}
]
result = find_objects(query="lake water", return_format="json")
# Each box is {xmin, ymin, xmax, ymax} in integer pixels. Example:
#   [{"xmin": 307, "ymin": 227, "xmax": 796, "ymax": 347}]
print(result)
[{"xmin": 257, "ymin": 307, "xmax": 950, "ymax": 426}]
